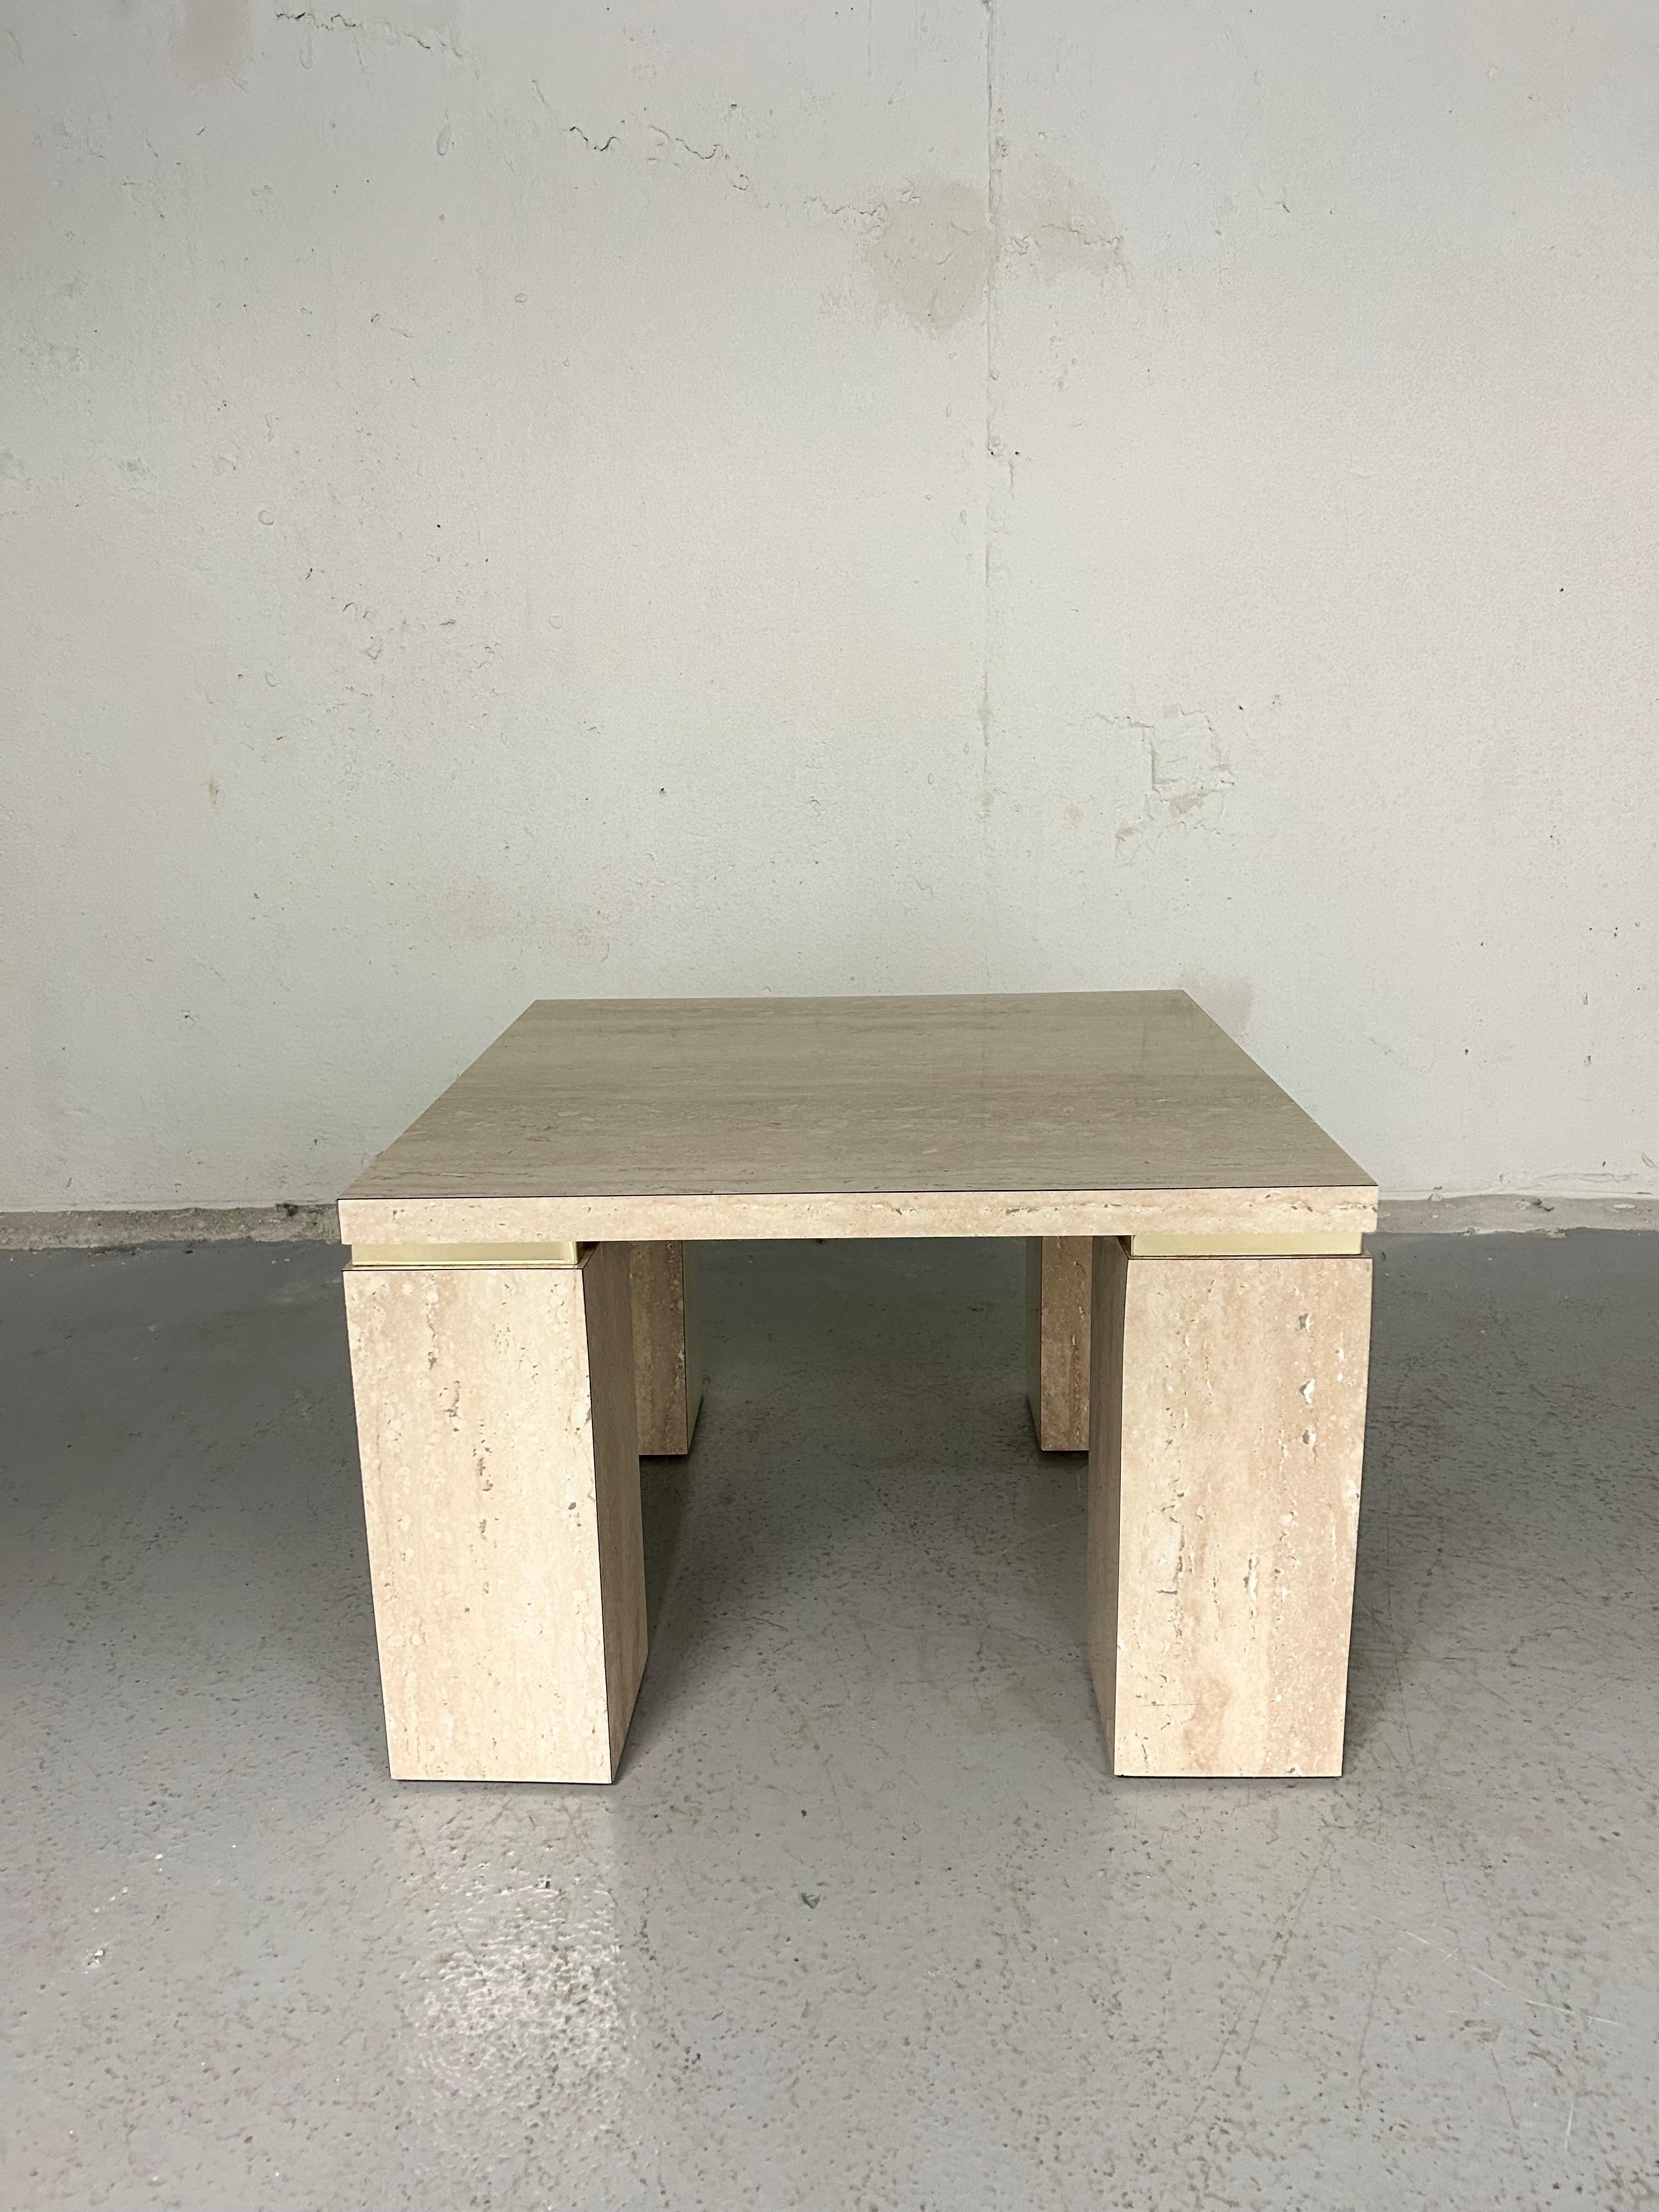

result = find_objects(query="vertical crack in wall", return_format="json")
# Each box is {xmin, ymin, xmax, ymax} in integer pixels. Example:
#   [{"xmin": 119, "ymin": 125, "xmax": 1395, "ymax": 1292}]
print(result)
[{"xmin": 979, "ymin": 0, "xmax": 1002, "ymax": 979}]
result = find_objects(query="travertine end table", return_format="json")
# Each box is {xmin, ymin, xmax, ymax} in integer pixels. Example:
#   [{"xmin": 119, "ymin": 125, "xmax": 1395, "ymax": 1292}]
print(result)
[{"xmin": 338, "ymin": 992, "xmax": 1376, "ymax": 1784}]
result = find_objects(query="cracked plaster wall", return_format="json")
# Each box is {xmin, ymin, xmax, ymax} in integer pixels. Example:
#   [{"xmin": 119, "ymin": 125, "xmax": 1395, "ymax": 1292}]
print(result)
[{"xmin": 2, "ymin": 0, "xmax": 1654, "ymax": 1206}]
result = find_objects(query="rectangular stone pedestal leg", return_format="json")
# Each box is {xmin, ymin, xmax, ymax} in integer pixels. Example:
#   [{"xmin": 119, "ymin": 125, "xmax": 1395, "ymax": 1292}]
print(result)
[
  {"xmin": 629, "ymin": 1241, "xmax": 703, "ymax": 1457},
  {"xmin": 1087, "ymin": 1238, "xmax": 1373, "ymax": 1778},
  {"xmin": 342, "ymin": 1242, "xmax": 646, "ymax": 1782},
  {"xmin": 1025, "ymin": 1235, "xmax": 1092, "ymax": 1450}
]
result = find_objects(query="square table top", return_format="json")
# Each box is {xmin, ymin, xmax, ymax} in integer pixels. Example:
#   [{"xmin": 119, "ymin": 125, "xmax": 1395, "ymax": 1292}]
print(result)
[{"xmin": 338, "ymin": 992, "xmax": 1375, "ymax": 1247}]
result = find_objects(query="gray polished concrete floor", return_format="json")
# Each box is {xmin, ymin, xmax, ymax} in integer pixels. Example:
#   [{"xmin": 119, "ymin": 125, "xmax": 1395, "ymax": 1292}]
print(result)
[{"xmin": 2, "ymin": 1233, "xmax": 1655, "ymax": 2211}]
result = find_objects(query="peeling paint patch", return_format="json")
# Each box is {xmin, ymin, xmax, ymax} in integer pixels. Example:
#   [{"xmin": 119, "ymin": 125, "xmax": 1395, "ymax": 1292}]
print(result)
[
  {"xmin": 535, "ymin": 108, "xmax": 752, "ymax": 190},
  {"xmin": 273, "ymin": 6, "xmax": 465, "ymax": 64},
  {"xmin": 1000, "ymin": 156, "xmax": 1126, "ymax": 287},
  {"xmin": 646, "ymin": 125, "xmax": 752, "ymax": 191},
  {"xmin": 1113, "ymin": 708, "xmax": 1236, "ymax": 861},
  {"xmin": 172, "ymin": 0, "xmax": 247, "ymax": 86},
  {"xmin": 413, "ymin": 1874, "xmax": 630, "ymax": 2119}
]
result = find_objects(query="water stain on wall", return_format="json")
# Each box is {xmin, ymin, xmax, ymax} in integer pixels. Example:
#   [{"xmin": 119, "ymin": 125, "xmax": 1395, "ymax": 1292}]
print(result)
[
  {"xmin": 539, "ymin": 112, "xmax": 1120, "ymax": 341},
  {"xmin": 857, "ymin": 173, "xmax": 994, "ymax": 337},
  {"xmin": 823, "ymin": 158, "xmax": 1125, "ymax": 336},
  {"xmin": 170, "ymin": 0, "xmax": 246, "ymax": 85}
]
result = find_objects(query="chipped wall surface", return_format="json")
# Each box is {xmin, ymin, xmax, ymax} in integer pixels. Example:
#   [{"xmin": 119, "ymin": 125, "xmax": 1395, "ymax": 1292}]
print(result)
[{"xmin": 1, "ymin": 1, "xmax": 1654, "ymax": 1207}]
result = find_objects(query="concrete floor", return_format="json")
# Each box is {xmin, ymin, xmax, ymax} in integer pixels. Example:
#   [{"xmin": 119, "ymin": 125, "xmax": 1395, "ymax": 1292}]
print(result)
[{"xmin": 2, "ymin": 1234, "xmax": 1655, "ymax": 2211}]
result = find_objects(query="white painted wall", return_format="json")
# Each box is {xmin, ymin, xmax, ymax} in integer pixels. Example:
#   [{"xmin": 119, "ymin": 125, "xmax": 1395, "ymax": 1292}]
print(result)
[{"xmin": 3, "ymin": 0, "xmax": 1654, "ymax": 1209}]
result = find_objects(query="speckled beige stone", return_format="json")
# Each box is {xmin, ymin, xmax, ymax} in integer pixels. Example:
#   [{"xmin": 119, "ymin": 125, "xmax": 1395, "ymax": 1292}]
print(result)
[
  {"xmin": 1088, "ymin": 1244, "xmax": 1372, "ymax": 1778},
  {"xmin": 337, "ymin": 992, "xmax": 1376, "ymax": 1246},
  {"xmin": 342, "ymin": 1243, "xmax": 645, "ymax": 1783},
  {"xmin": 341, "ymin": 1184, "xmax": 1376, "ymax": 1245},
  {"xmin": 629, "ymin": 1240, "xmax": 703, "ymax": 1457},
  {"xmin": 1026, "ymin": 1237, "xmax": 1092, "ymax": 1451}
]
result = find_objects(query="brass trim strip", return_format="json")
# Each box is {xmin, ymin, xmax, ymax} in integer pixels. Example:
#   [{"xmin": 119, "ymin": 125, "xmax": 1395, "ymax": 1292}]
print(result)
[
  {"xmin": 349, "ymin": 1241, "xmax": 585, "ymax": 1269},
  {"xmin": 1127, "ymin": 1232, "xmax": 1365, "ymax": 1258}
]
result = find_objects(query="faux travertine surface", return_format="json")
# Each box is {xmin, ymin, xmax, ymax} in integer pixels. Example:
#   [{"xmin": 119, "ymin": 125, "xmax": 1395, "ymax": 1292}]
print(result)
[
  {"xmin": 1090, "ymin": 1250, "xmax": 1373, "ymax": 1778},
  {"xmin": 338, "ymin": 994, "xmax": 1375, "ymax": 1244},
  {"xmin": 1026, "ymin": 1237, "xmax": 1092, "ymax": 1451},
  {"xmin": 343, "ymin": 1244, "xmax": 645, "ymax": 1783},
  {"xmin": 629, "ymin": 1242, "xmax": 703, "ymax": 1458}
]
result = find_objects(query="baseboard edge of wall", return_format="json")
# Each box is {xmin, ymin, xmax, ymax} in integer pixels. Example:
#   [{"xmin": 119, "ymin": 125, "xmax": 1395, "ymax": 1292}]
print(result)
[
  {"xmin": 0, "ymin": 1204, "xmax": 338, "ymax": 1251},
  {"xmin": 1375, "ymin": 1193, "xmax": 1659, "ymax": 1236}
]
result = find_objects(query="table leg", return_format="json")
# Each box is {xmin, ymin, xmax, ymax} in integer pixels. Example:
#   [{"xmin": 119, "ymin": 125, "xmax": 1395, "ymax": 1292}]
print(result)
[
  {"xmin": 1025, "ymin": 1235, "xmax": 1092, "ymax": 1450},
  {"xmin": 342, "ymin": 1243, "xmax": 646, "ymax": 1782},
  {"xmin": 1087, "ymin": 1238, "xmax": 1372, "ymax": 1777},
  {"xmin": 629, "ymin": 1240, "xmax": 703, "ymax": 1457}
]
